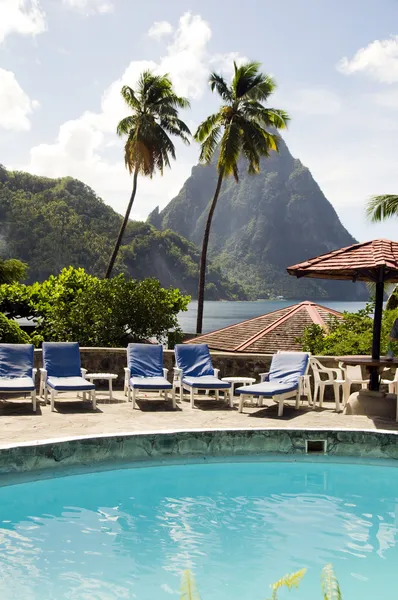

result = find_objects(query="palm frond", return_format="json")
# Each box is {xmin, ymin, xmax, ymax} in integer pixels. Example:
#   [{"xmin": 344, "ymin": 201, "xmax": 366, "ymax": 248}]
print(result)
[
  {"xmin": 120, "ymin": 85, "xmax": 141, "ymax": 111},
  {"xmin": 198, "ymin": 125, "xmax": 222, "ymax": 163},
  {"xmin": 366, "ymin": 195, "xmax": 398, "ymax": 222},
  {"xmin": 180, "ymin": 570, "xmax": 200, "ymax": 600},
  {"xmin": 218, "ymin": 122, "xmax": 242, "ymax": 181},
  {"xmin": 116, "ymin": 116, "xmax": 137, "ymax": 137},
  {"xmin": 232, "ymin": 61, "xmax": 262, "ymax": 98},
  {"xmin": 242, "ymin": 103, "xmax": 289, "ymax": 130},
  {"xmin": 321, "ymin": 564, "xmax": 342, "ymax": 600},
  {"xmin": 209, "ymin": 72, "xmax": 233, "ymax": 102},
  {"xmin": 268, "ymin": 568, "xmax": 306, "ymax": 600},
  {"xmin": 194, "ymin": 112, "xmax": 223, "ymax": 143},
  {"xmin": 243, "ymin": 74, "xmax": 277, "ymax": 101}
]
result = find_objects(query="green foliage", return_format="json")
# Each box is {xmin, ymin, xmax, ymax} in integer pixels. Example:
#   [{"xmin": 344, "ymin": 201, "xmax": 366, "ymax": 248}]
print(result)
[
  {"xmin": 300, "ymin": 303, "xmax": 398, "ymax": 356},
  {"xmin": 0, "ymin": 267, "xmax": 189, "ymax": 347},
  {"xmin": 321, "ymin": 564, "xmax": 343, "ymax": 600},
  {"xmin": 366, "ymin": 194, "xmax": 398, "ymax": 222},
  {"xmin": 0, "ymin": 166, "xmax": 244, "ymax": 299},
  {"xmin": 267, "ymin": 568, "xmax": 307, "ymax": 600},
  {"xmin": 0, "ymin": 313, "xmax": 31, "ymax": 344},
  {"xmin": 117, "ymin": 71, "xmax": 190, "ymax": 177},
  {"xmin": 0, "ymin": 258, "xmax": 27, "ymax": 284},
  {"xmin": 195, "ymin": 61, "xmax": 289, "ymax": 179},
  {"xmin": 181, "ymin": 565, "xmax": 342, "ymax": 599},
  {"xmin": 299, "ymin": 324, "xmax": 327, "ymax": 354}
]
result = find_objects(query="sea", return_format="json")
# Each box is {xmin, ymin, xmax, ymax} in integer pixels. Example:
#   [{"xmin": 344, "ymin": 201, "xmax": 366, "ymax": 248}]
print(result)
[{"xmin": 178, "ymin": 300, "xmax": 367, "ymax": 334}]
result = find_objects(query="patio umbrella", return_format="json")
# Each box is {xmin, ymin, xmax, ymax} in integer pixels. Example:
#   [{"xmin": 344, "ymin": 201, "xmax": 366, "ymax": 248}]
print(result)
[{"xmin": 287, "ymin": 239, "xmax": 398, "ymax": 390}]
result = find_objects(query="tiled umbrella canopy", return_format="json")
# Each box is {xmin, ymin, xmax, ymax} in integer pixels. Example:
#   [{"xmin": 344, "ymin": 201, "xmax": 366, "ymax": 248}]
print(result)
[
  {"xmin": 287, "ymin": 239, "xmax": 398, "ymax": 283},
  {"xmin": 287, "ymin": 239, "xmax": 398, "ymax": 390}
]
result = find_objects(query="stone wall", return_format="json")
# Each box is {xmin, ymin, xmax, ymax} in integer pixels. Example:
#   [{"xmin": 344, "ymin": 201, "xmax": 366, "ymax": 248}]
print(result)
[
  {"xmin": 33, "ymin": 348, "xmax": 396, "ymax": 394},
  {"xmin": 1, "ymin": 429, "xmax": 398, "ymax": 476}
]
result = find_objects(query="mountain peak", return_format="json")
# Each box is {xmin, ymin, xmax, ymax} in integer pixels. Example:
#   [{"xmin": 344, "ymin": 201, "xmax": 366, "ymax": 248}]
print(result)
[{"xmin": 150, "ymin": 136, "xmax": 363, "ymax": 300}]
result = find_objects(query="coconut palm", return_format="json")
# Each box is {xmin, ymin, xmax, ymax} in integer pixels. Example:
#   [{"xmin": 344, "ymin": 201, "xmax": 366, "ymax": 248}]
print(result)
[
  {"xmin": 366, "ymin": 195, "xmax": 398, "ymax": 309},
  {"xmin": 105, "ymin": 71, "xmax": 191, "ymax": 278},
  {"xmin": 194, "ymin": 61, "xmax": 289, "ymax": 333},
  {"xmin": 366, "ymin": 195, "xmax": 398, "ymax": 223}
]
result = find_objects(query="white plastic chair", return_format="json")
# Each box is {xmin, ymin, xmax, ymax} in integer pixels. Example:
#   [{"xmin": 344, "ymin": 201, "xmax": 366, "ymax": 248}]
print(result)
[
  {"xmin": 339, "ymin": 363, "xmax": 369, "ymax": 407},
  {"xmin": 380, "ymin": 367, "xmax": 398, "ymax": 394},
  {"xmin": 310, "ymin": 357, "xmax": 344, "ymax": 412}
]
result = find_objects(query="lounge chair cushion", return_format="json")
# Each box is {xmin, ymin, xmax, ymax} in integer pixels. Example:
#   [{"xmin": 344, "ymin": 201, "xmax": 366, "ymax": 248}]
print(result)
[
  {"xmin": 128, "ymin": 344, "xmax": 163, "ymax": 377},
  {"xmin": 175, "ymin": 344, "xmax": 214, "ymax": 377},
  {"xmin": 130, "ymin": 376, "xmax": 172, "ymax": 390},
  {"xmin": 235, "ymin": 381, "xmax": 299, "ymax": 397},
  {"xmin": 269, "ymin": 352, "xmax": 309, "ymax": 384},
  {"xmin": 43, "ymin": 342, "xmax": 81, "ymax": 377},
  {"xmin": 0, "ymin": 344, "xmax": 34, "ymax": 378},
  {"xmin": 0, "ymin": 377, "xmax": 35, "ymax": 392},
  {"xmin": 47, "ymin": 376, "xmax": 95, "ymax": 391},
  {"xmin": 182, "ymin": 375, "xmax": 231, "ymax": 389}
]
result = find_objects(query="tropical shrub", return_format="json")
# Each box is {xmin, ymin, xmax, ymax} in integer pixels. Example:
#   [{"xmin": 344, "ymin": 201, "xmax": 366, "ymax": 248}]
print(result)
[
  {"xmin": 0, "ymin": 267, "xmax": 189, "ymax": 347},
  {"xmin": 300, "ymin": 303, "xmax": 398, "ymax": 356},
  {"xmin": 0, "ymin": 313, "xmax": 30, "ymax": 344}
]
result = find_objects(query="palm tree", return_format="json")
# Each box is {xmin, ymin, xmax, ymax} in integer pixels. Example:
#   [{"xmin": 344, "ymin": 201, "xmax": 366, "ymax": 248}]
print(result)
[
  {"xmin": 366, "ymin": 195, "xmax": 398, "ymax": 309},
  {"xmin": 194, "ymin": 61, "xmax": 289, "ymax": 333},
  {"xmin": 366, "ymin": 195, "xmax": 398, "ymax": 222},
  {"xmin": 105, "ymin": 71, "xmax": 191, "ymax": 278}
]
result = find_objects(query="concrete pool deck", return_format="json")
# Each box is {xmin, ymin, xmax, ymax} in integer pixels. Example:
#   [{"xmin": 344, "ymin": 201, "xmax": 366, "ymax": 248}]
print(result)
[{"xmin": 0, "ymin": 390, "xmax": 397, "ymax": 447}]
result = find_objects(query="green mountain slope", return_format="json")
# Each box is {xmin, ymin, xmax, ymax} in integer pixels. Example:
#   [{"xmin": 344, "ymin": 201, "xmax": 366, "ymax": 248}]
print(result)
[
  {"xmin": 149, "ymin": 138, "xmax": 365, "ymax": 300},
  {"xmin": 0, "ymin": 165, "xmax": 246, "ymax": 299}
]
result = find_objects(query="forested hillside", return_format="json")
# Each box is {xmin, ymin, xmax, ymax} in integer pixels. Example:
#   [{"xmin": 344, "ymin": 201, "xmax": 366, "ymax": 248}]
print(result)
[{"xmin": 0, "ymin": 166, "xmax": 246, "ymax": 299}]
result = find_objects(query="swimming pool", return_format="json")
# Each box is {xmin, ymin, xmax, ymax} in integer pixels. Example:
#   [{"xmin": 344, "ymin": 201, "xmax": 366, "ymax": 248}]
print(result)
[{"xmin": 0, "ymin": 458, "xmax": 396, "ymax": 599}]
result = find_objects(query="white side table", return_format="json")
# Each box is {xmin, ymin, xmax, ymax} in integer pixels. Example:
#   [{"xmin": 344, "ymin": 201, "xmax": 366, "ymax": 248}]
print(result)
[
  {"xmin": 86, "ymin": 373, "xmax": 118, "ymax": 402},
  {"xmin": 222, "ymin": 377, "xmax": 256, "ymax": 404}
]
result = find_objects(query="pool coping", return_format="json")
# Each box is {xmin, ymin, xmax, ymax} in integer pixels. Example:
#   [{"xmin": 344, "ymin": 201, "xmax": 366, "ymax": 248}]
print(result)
[{"xmin": 0, "ymin": 427, "xmax": 398, "ymax": 480}]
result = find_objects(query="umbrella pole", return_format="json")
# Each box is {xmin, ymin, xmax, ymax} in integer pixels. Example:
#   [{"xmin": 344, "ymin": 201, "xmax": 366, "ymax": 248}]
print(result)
[{"xmin": 370, "ymin": 280, "xmax": 384, "ymax": 391}]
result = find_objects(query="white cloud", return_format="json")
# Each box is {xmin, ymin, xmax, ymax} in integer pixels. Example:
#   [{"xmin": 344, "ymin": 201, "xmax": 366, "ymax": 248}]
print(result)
[
  {"xmin": 63, "ymin": 0, "xmax": 113, "ymax": 15},
  {"xmin": 337, "ymin": 36, "xmax": 398, "ymax": 83},
  {"xmin": 24, "ymin": 13, "xmax": 247, "ymax": 218},
  {"xmin": 24, "ymin": 12, "xmax": 245, "ymax": 218},
  {"xmin": 0, "ymin": 0, "xmax": 46, "ymax": 44},
  {"xmin": 148, "ymin": 20, "xmax": 173, "ymax": 40},
  {"xmin": 0, "ymin": 68, "xmax": 38, "ymax": 130}
]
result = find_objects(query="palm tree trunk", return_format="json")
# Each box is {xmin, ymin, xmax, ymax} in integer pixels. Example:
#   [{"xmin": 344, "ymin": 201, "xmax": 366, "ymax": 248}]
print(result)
[
  {"xmin": 196, "ymin": 170, "xmax": 224, "ymax": 334},
  {"xmin": 105, "ymin": 167, "xmax": 139, "ymax": 279}
]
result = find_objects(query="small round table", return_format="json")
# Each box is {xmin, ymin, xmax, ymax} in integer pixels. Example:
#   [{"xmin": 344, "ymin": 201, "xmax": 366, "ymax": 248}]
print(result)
[
  {"xmin": 222, "ymin": 377, "xmax": 256, "ymax": 404},
  {"xmin": 86, "ymin": 373, "xmax": 118, "ymax": 401}
]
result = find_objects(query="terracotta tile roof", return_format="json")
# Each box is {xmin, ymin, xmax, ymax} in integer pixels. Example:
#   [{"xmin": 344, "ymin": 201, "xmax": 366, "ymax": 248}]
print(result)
[
  {"xmin": 185, "ymin": 301, "xmax": 342, "ymax": 353},
  {"xmin": 287, "ymin": 239, "xmax": 398, "ymax": 283}
]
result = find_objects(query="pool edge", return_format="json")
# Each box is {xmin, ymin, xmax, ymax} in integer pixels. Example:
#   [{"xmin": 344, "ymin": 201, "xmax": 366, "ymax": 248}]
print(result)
[{"xmin": 0, "ymin": 427, "xmax": 398, "ymax": 477}]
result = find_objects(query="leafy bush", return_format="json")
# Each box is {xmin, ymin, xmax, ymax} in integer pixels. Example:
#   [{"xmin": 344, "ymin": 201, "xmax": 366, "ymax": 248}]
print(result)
[
  {"xmin": 300, "ymin": 302, "xmax": 398, "ymax": 356},
  {"xmin": 0, "ymin": 313, "xmax": 31, "ymax": 343},
  {"xmin": 0, "ymin": 258, "xmax": 27, "ymax": 284},
  {"xmin": 0, "ymin": 267, "xmax": 189, "ymax": 347}
]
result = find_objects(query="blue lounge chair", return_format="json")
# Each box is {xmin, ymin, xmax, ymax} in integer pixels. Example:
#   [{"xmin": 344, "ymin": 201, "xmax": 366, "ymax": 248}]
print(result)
[
  {"xmin": 41, "ymin": 342, "xmax": 96, "ymax": 412},
  {"xmin": 236, "ymin": 351, "xmax": 311, "ymax": 417},
  {"xmin": 174, "ymin": 344, "xmax": 232, "ymax": 408},
  {"xmin": 125, "ymin": 343, "xmax": 175, "ymax": 409},
  {"xmin": 0, "ymin": 344, "xmax": 36, "ymax": 411}
]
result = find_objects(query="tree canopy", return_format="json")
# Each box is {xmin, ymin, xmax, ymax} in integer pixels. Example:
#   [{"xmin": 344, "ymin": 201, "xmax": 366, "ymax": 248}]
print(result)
[{"xmin": 0, "ymin": 267, "xmax": 190, "ymax": 347}]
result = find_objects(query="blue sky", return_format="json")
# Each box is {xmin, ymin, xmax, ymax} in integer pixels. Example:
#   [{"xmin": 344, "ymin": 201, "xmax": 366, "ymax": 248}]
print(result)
[{"xmin": 1, "ymin": 0, "xmax": 398, "ymax": 242}]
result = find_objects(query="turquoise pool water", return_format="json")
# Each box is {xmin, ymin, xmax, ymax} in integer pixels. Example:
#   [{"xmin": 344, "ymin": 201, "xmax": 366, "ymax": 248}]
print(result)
[{"xmin": 0, "ymin": 458, "xmax": 396, "ymax": 599}]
